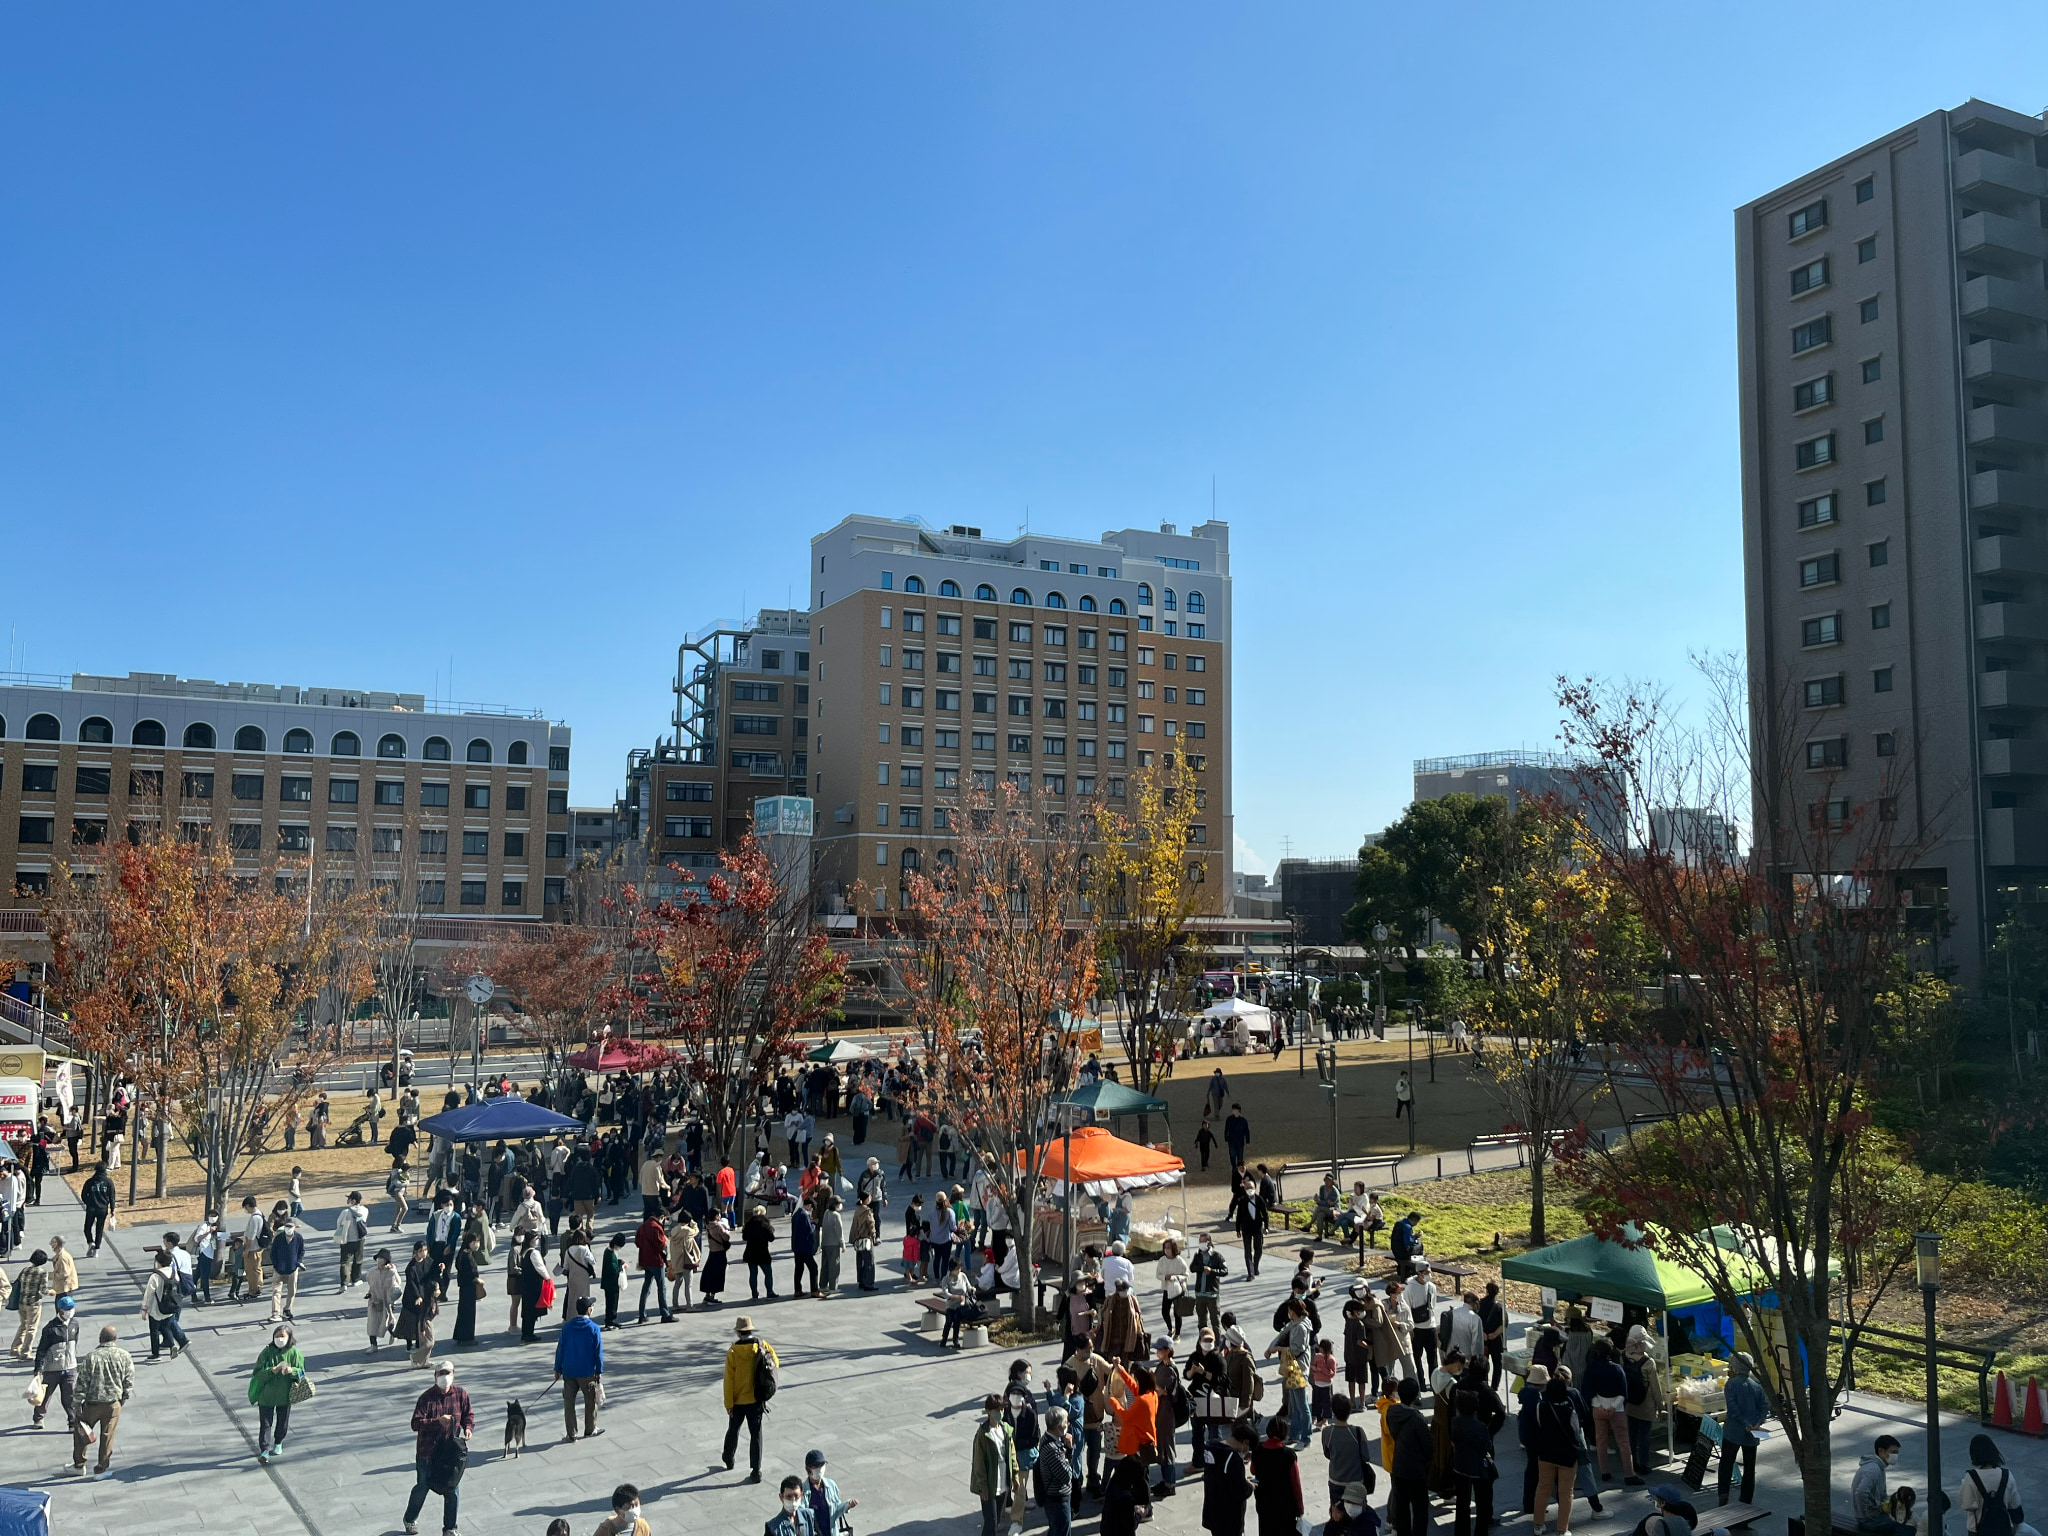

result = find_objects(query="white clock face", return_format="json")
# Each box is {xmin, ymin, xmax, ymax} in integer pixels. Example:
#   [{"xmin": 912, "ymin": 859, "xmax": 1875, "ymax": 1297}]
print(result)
[{"xmin": 466, "ymin": 976, "xmax": 494, "ymax": 1005}]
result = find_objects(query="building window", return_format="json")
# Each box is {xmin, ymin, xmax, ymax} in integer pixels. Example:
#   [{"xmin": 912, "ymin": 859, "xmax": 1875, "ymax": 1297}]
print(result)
[
  {"xmin": 1796, "ymin": 494, "xmax": 1836, "ymax": 528},
  {"xmin": 1009, "ymin": 695, "xmax": 1032, "ymax": 717},
  {"xmin": 462, "ymin": 831, "xmax": 490, "ymax": 857},
  {"xmin": 14, "ymin": 871, "xmax": 48, "ymax": 896},
  {"xmin": 1795, "ymin": 433, "xmax": 1835, "ymax": 470},
  {"xmin": 1185, "ymin": 720, "xmax": 1207, "ymax": 738},
  {"xmin": 1008, "ymin": 733, "xmax": 1032, "ymax": 753},
  {"xmin": 17, "ymin": 817, "xmax": 54, "ymax": 845},
  {"xmin": 665, "ymin": 816, "xmax": 712, "ymax": 838},
  {"xmin": 1869, "ymin": 540, "xmax": 1889, "ymax": 567},
  {"xmin": 281, "ymin": 775, "xmax": 313, "ymax": 803},
  {"xmin": 182, "ymin": 771, "xmax": 214, "ymax": 800},
  {"xmin": 1792, "ymin": 317, "xmax": 1832, "ymax": 353},
  {"xmin": 1857, "ymin": 237, "xmax": 1877, "ymax": 264},
  {"xmin": 506, "ymin": 786, "xmax": 527, "ymax": 811},
  {"xmin": 376, "ymin": 733, "xmax": 407, "ymax": 759},
  {"xmin": 1806, "ymin": 738, "xmax": 1846, "ymax": 769},
  {"xmin": 1871, "ymin": 603, "xmax": 1891, "ymax": 629},
  {"xmin": 1043, "ymin": 699, "xmax": 1066, "ymax": 719},
  {"xmin": 666, "ymin": 781, "xmax": 713, "ymax": 801},
  {"xmin": 232, "ymin": 724, "xmax": 264, "ymax": 751},
  {"xmin": 1875, "ymin": 732, "xmax": 1896, "ymax": 757},
  {"xmin": 423, "ymin": 736, "xmax": 450, "ymax": 761},
  {"xmin": 1804, "ymin": 676, "xmax": 1844, "ymax": 708},
  {"xmin": 1863, "ymin": 357, "xmax": 1881, "ymax": 383},
  {"xmin": 1793, "ymin": 375, "xmax": 1832, "ymax": 411},
  {"xmin": 1866, "ymin": 478, "xmax": 1887, "ymax": 506},
  {"xmin": 1010, "ymin": 588, "xmax": 1031, "ymax": 605},
  {"xmin": 733, "ymin": 682, "xmax": 781, "ymax": 702},
  {"xmin": 900, "ymin": 766, "xmax": 923, "ymax": 789},
  {"xmin": 466, "ymin": 738, "xmax": 492, "ymax": 763},
  {"xmin": 419, "ymin": 879, "xmax": 447, "ymax": 906},
  {"xmin": 1859, "ymin": 297, "xmax": 1880, "ymax": 323},
  {"xmin": 1790, "ymin": 257, "xmax": 1829, "ymax": 295},
  {"xmin": 971, "ymin": 731, "xmax": 995, "ymax": 751},
  {"xmin": 373, "ymin": 827, "xmax": 404, "ymax": 854},
  {"xmin": 901, "ymin": 686, "xmax": 924, "ymax": 708},
  {"xmin": 278, "ymin": 825, "xmax": 311, "ymax": 851},
  {"xmin": 934, "ymin": 768, "xmax": 959, "ymax": 789},
  {"xmin": 877, "ymin": 763, "xmax": 891, "ymax": 786},
  {"xmin": 548, "ymin": 745, "xmax": 569, "ymax": 772},
  {"xmin": 546, "ymin": 832, "xmax": 568, "ymax": 858},
  {"xmin": 504, "ymin": 832, "xmax": 526, "ymax": 857},
  {"xmin": 1799, "ymin": 553, "xmax": 1840, "ymax": 588},
  {"xmin": 972, "ymin": 693, "xmax": 995, "ymax": 714},
  {"xmin": 1788, "ymin": 198, "xmax": 1827, "ymax": 238},
  {"xmin": 1009, "ymin": 622, "xmax": 1033, "ymax": 644},
  {"xmin": 330, "ymin": 730, "xmax": 359, "ymax": 756},
  {"xmin": 1802, "ymin": 614, "xmax": 1841, "ymax": 647},
  {"xmin": 548, "ymin": 789, "xmax": 567, "ymax": 814},
  {"xmin": 374, "ymin": 780, "xmax": 404, "ymax": 806},
  {"xmin": 1042, "ymin": 775, "xmax": 1065, "ymax": 795},
  {"xmin": 131, "ymin": 719, "xmax": 167, "ymax": 748},
  {"xmin": 19, "ymin": 765, "xmax": 55, "ymax": 794},
  {"xmin": 544, "ymin": 877, "xmax": 564, "ymax": 906},
  {"xmin": 326, "ymin": 826, "xmax": 358, "ymax": 853},
  {"xmin": 464, "ymin": 784, "xmax": 491, "ymax": 809},
  {"xmin": 1864, "ymin": 417, "xmax": 1884, "ymax": 444},
  {"xmin": 229, "ymin": 823, "xmax": 262, "ymax": 851},
  {"xmin": 936, "ymin": 616, "xmax": 961, "ymax": 638},
  {"xmin": 1873, "ymin": 667, "xmax": 1894, "ymax": 692},
  {"xmin": 1043, "ymin": 626, "xmax": 1067, "ymax": 647},
  {"xmin": 1855, "ymin": 177, "xmax": 1874, "ymax": 204},
  {"xmin": 936, "ymin": 689, "xmax": 960, "ymax": 711},
  {"xmin": 460, "ymin": 880, "xmax": 488, "ymax": 907},
  {"xmin": 1138, "ymin": 715, "xmax": 1155, "ymax": 733},
  {"xmin": 1044, "ymin": 592, "xmax": 1067, "ymax": 610},
  {"xmin": 420, "ymin": 782, "xmax": 450, "ymax": 808},
  {"xmin": 733, "ymin": 716, "xmax": 780, "ymax": 735},
  {"xmin": 1138, "ymin": 616, "xmax": 1153, "ymax": 631},
  {"xmin": 899, "ymin": 807, "xmax": 922, "ymax": 828},
  {"xmin": 329, "ymin": 778, "xmax": 359, "ymax": 804},
  {"xmin": 1042, "ymin": 737, "xmax": 1066, "ymax": 756}
]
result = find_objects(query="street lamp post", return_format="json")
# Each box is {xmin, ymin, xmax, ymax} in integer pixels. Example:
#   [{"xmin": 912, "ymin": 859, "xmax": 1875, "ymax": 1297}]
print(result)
[
  {"xmin": 1372, "ymin": 924, "xmax": 1389, "ymax": 1041},
  {"xmin": 1918, "ymin": 1232, "xmax": 1945, "ymax": 1535},
  {"xmin": 1405, "ymin": 1001, "xmax": 1419, "ymax": 1152},
  {"xmin": 1317, "ymin": 1046, "xmax": 1339, "ymax": 1181}
]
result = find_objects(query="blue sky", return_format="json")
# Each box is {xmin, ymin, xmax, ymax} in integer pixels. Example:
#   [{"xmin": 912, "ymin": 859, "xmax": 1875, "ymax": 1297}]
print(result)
[{"xmin": 3, "ymin": 7, "xmax": 2041, "ymax": 874}]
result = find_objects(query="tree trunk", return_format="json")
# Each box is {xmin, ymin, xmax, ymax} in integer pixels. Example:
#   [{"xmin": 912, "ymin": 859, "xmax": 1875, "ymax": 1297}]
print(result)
[
  {"xmin": 1530, "ymin": 1148, "xmax": 1547, "ymax": 1246},
  {"xmin": 153, "ymin": 1111, "xmax": 168, "ymax": 1200},
  {"xmin": 1798, "ymin": 1421, "xmax": 1835, "ymax": 1536},
  {"xmin": 1014, "ymin": 1196, "xmax": 1037, "ymax": 1330}
]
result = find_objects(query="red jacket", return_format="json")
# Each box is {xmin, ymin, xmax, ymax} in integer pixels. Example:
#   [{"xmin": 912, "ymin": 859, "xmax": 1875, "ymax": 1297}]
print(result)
[{"xmin": 635, "ymin": 1219, "xmax": 668, "ymax": 1271}]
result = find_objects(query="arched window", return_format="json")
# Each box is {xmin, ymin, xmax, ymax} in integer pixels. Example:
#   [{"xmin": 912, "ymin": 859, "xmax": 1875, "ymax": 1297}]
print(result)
[
  {"xmin": 975, "ymin": 584, "xmax": 997, "ymax": 601},
  {"xmin": 423, "ymin": 736, "xmax": 451, "ymax": 761},
  {"xmin": 1109, "ymin": 599, "xmax": 1127, "ymax": 615},
  {"xmin": 1137, "ymin": 583, "xmax": 1153, "ymax": 605},
  {"xmin": 936, "ymin": 848, "xmax": 957, "ymax": 870},
  {"xmin": 183, "ymin": 722, "xmax": 216, "ymax": 750},
  {"xmin": 79, "ymin": 717, "xmax": 114, "ymax": 744},
  {"xmin": 234, "ymin": 725, "xmax": 265, "ymax": 751},
  {"xmin": 1187, "ymin": 590, "xmax": 1205, "ymax": 613},
  {"xmin": 283, "ymin": 728, "xmax": 313, "ymax": 754},
  {"xmin": 0, "ymin": 715, "xmax": 6, "ymax": 738},
  {"xmin": 132, "ymin": 720, "xmax": 166, "ymax": 748},
  {"xmin": 26, "ymin": 713, "xmax": 60, "ymax": 741},
  {"xmin": 939, "ymin": 580, "xmax": 961, "ymax": 598},
  {"xmin": 1078, "ymin": 595, "xmax": 1097, "ymax": 612},
  {"xmin": 1162, "ymin": 588, "xmax": 1177, "ymax": 611},
  {"xmin": 507, "ymin": 741, "xmax": 529, "ymax": 765},
  {"xmin": 900, "ymin": 847, "xmax": 921, "ymax": 872},
  {"xmin": 377, "ymin": 733, "xmax": 407, "ymax": 759},
  {"xmin": 331, "ymin": 731, "xmax": 361, "ymax": 757},
  {"xmin": 1044, "ymin": 592, "xmax": 1067, "ymax": 610},
  {"xmin": 466, "ymin": 739, "xmax": 493, "ymax": 764},
  {"xmin": 903, "ymin": 575, "xmax": 925, "ymax": 594},
  {"xmin": 1010, "ymin": 588, "xmax": 1032, "ymax": 606}
]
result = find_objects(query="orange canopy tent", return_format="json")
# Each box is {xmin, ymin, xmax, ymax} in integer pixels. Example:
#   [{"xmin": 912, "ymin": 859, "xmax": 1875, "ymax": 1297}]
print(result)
[{"xmin": 1026, "ymin": 1124, "xmax": 1185, "ymax": 1198}]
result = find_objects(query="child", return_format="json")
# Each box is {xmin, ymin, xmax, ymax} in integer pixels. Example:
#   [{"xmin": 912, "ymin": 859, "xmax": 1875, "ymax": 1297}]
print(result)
[
  {"xmin": 1311, "ymin": 1337, "xmax": 1339, "ymax": 1428},
  {"xmin": 601, "ymin": 1233, "xmax": 625, "ymax": 1330},
  {"xmin": 288, "ymin": 1167, "xmax": 305, "ymax": 1218}
]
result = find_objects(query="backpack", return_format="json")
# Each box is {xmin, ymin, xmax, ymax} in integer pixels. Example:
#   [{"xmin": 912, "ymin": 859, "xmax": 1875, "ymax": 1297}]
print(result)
[
  {"xmin": 752, "ymin": 1340, "xmax": 779, "ymax": 1403},
  {"xmin": 1969, "ymin": 1470, "xmax": 2016, "ymax": 1536}
]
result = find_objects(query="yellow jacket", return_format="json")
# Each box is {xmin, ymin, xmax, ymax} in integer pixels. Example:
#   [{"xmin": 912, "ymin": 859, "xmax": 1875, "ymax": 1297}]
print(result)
[{"xmin": 724, "ymin": 1335, "xmax": 778, "ymax": 1411}]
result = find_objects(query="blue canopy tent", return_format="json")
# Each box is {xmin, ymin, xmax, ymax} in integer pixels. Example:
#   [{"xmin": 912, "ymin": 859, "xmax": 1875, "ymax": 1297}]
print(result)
[
  {"xmin": 0, "ymin": 1486, "xmax": 49, "ymax": 1536},
  {"xmin": 417, "ymin": 1097, "xmax": 586, "ymax": 1143}
]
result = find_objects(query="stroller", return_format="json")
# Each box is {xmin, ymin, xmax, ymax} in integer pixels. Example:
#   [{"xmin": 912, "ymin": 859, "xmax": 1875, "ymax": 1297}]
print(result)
[{"xmin": 746, "ymin": 1160, "xmax": 796, "ymax": 1215}]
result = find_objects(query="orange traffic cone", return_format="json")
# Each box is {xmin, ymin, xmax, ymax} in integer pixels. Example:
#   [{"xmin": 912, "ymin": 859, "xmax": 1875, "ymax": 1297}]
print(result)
[
  {"xmin": 1994, "ymin": 1371, "xmax": 2015, "ymax": 1427},
  {"xmin": 2024, "ymin": 1376, "xmax": 2045, "ymax": 1436}
]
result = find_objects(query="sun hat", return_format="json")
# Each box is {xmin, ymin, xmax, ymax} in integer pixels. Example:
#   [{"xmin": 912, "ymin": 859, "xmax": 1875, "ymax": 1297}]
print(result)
[
  {"xmin": 736, "ymin": 1315, "xmax": 756, "ymax": 1333},
  {"xmin": 1525, "ymin": 1365, "xmax": 1550, "ymax": 1387}
]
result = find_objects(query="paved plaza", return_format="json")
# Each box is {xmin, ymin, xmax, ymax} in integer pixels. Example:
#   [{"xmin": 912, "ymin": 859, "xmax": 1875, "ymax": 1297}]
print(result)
[{"xmin": 2, "ymin": 1152, "xmax": 2044, "ymax": 1536}]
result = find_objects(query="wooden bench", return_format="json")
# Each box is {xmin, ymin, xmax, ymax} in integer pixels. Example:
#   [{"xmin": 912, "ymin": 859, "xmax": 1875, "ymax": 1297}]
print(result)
[{"xmin": 1693, "ymin": 1503, "xmax": 1771, "ymax": 1533}]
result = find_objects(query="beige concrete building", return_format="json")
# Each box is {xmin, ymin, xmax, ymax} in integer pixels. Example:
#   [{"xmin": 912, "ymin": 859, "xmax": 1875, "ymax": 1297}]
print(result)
[
  {"xmin": 1737, "ymin": 98, "xmax": 2048, "ymax": 986},
  {"xmin": 0, "ymin": 671, "xmax": 571, "ymax": 916},
  {"xmin": 806, "ymin": 516, "xmax": 1232, "ymax": 911}
]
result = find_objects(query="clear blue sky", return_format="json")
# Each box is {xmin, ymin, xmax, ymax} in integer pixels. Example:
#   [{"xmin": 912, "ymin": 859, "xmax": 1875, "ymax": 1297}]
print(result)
[{"xmin": 3, "ymin": 8, "xmax": 2041, "ymax": 875}]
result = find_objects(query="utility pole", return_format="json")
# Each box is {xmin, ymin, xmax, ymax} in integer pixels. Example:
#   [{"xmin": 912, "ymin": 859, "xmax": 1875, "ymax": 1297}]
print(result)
[{"xmin": 1317, "ymin": 1045, "xmax": 1339, "ymax": 1181}]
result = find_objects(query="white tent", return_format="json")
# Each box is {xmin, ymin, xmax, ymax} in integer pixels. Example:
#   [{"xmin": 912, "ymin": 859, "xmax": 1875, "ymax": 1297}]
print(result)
[{"xmin": 1199, "ymin": 995, "xmax": 1273, "ymax": 1046}]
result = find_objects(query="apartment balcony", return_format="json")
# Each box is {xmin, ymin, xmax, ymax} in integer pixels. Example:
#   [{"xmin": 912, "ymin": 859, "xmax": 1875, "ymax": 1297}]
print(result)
[
  {"xmin": 1956, "ymin": 147, "xmax": 2048, "ymax": 202},
  {"xmin": 1969, "ymin": 404, "xmax": 2048, "ymax": 450},
  {"xmin": 1983, "ymin": 807, "xmax": 2048, "ymax": 867},
  {"xmin": 1963, "ymin": 275, "xmax": 2048, "ymax": 328},
  {"xmin": 1974, "ymin": 468, "xmax": 2048, "ymax": 513},
  {"xmin": 1966, "ymin": 339, "xmax": 2048, "ymax": 388},
  {"xmin": 1960, "ymin": 210, "xmax": 2048, "ymax": 263},
  {"xmin": 1978, "ymin": 602, "xmax": 2048, "ymax": 641},
  {"xmin": 1980, "ymin": 670, "xmax": 2048, "ymax": 709},
  {"xmin": 1981, "ymin": 739, "xmax": 2048, "ymax": 776},
  {"xmin": 1977, "ymin": 535, "xmax": 2048, "ymax": 577}
]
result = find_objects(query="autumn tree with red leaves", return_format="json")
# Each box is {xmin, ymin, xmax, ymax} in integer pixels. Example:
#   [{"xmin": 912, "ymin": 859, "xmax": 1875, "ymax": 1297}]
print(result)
[
  {"xmin": 608, "ymin": 836, "xmax": 845, "ymax": 1166},
  {"xmin": 1555, "ymin": 660, "xmax": 1954, "ymax": 1531},
  {"xmin": 489, "ymin": 923, "xmax": 613, "ymax": 1068},
  {"xmin": 902, "ymin": 782, "xmax": 1100, "ymax": 1329}
]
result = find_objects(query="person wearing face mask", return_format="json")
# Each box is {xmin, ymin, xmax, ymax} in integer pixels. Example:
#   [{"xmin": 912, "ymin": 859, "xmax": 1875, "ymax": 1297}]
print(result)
[
  {"xmin": 404, "ymin": 1361, "xmax": 472, "ymax": 1536},
  {"xmin": 802, "ymin": 1450, "xmax": 856, "ymax": 1536},
  {"xmin": 1191, "ymin": 1233, "xmax": 1228, "ymax": 1337},
  {"xmin": 768, "ymin": 1475, "xmax": 816, "ymax": 1536},
  {"xmin": 246, "ymin": 1323, "xmax": 306, "ymax": 1465},
  {"xmin": 592, "ymin": 1483, "xmax": 650, "ymax": 1536},
  {"xmin": 971, "ymin": 1392, "xmax": 1026, "ymax": 1536}
]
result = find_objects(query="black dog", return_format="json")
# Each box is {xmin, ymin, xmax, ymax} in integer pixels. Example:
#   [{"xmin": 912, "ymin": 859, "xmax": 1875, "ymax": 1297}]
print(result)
[{"xmin": 504, "ymin": 1399, "xmax": 527, "ymax": 1458}]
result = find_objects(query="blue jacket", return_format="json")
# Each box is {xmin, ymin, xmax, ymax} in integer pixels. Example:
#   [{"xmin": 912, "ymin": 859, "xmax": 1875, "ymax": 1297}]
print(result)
[
  {"xmin": 765, "ymin": 1509, "xmax": 817, "ymax": 1536},
  {"xmin": 270, "ymin": 1229, "xmax": 305, "ymax": 1275},
  {"xmin": 554, "ymin": 1314, "xmax": 603, "ymax": 1379},
  {"xmin": 791, "ymin": 1209, "xmax": 817, "ymax": 1258},
  {"xmin": 1722, "ymin": 1374, "xmax": 1769, "ymax": 1447}
]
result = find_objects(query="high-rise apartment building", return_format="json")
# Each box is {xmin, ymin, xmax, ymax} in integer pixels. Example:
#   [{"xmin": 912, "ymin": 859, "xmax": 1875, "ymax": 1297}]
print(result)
[
  {"xmin": 1738, "ymin": 98, "xmax": 2048, "ymax": 985},
  {"xmin": 806, "ymin": 515, "xmax": 1233, "ymax": 910},
  {"xmin": 0, "ymin": 671, "xmax": 571, "ymax": 915}
]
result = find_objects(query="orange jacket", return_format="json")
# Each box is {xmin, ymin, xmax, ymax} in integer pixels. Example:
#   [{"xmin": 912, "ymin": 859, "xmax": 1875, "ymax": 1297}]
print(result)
[{"xmin": 1112, "ymin": 1367, "xmax": 1159, "ymax": 1456}]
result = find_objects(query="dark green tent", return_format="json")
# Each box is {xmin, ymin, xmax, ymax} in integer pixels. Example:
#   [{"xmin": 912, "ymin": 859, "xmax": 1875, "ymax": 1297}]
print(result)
[
  {"xmin": 1499, "ymin": 1224, "xmax": 1763, "ymax": 1310},
  {"xmin": 1051, "ymin": 1081, "xmax": 1170, "ymax": 1117}
]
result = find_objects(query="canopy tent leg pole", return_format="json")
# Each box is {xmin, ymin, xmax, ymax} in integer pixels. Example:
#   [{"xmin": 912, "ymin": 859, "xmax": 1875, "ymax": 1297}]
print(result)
[{"xmin": 1660, "ymin": 1308, "xmax": 1674, "ymax": 1466}]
